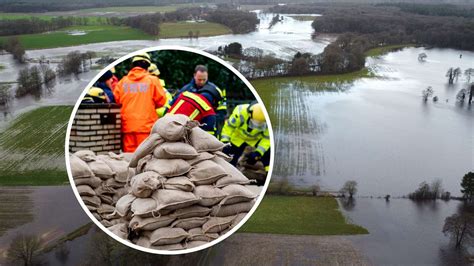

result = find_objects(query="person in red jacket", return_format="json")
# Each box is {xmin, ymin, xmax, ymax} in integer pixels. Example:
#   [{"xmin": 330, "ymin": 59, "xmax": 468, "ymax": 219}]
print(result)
[
  {"xmin": 113, "ymin": 53, "xmax": 167, "ymax": 152},
  {"xmin": 167, "ymin": 86, "xmax": 223, "ymax": 135}
]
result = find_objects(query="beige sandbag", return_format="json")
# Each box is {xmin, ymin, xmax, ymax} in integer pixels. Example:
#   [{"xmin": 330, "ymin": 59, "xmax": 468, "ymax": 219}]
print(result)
[
  {"xmin": 212, "ymin": 156, "xmax": 250, "ymax": 188},
  {"xmin": 104, "ymin": 211, "xmax": 122, "ymax": 220},
  {"xmin": 171, "ymin": 217, "xmax": 208, "ymax": 230},
  {"xmin": 99, "ymin": 194, "xmax": 113, "ymax": 205},
  {"xmin": 131, "ymin": 197, "xmax": 157, "ymax": 216},
  {"xmin": 113, "ymin": 187, "xmax": 130, "ymax": 203},
  {"xmin": 74, "ymin": 176, "xmax": 102, "ymax": 188},
  {"xmin": 185, "ymin": 240, "xmax": 208, "ymax": 249},
  {"xmin": 107, "ymin": 223, "xmax": 128, "ymax": 239},
  {"xmin": 187, "ymin": 228, "xmax": 219, "ymax": 242},
  {"xmin": 115, "ymin": 194, "xmax": 136, "ymax": 217},
  {"xmin": 104, "ymin": 178, "xmax": 125, "ymax": 189},
  {"xmin": 202, "ymin": 216, "xmax": 234, "ymax": 234},
  {"xmin": 231, "ymin": 212, "xmax": 248, "ymax": 228},
  {"xmin": 101, "ymin": 219, "xmax": 122, "ymax": 227},
  {"xmin": 98, "ymin": 154, "xmax": 130, "ymax": 183},
  {"xmin": 130, "ymin": 171, "xmax": 161, "ymax": 198},
  {"xmin": 220, "ymin": 184, "xmax": 257, "ymax": 205},
  {"xmin": 193, "ymin": 185, "xmax": 227, "ymax": 207},
  {"xmin": 152, "ymin": 243, "xmax": 183, "ymax": 251},
  {"xmin": 164, "ymin": 176, "xmax": 195, "ymax": 192},
  {"xmin": 129, "ymin": 133, "xmax": 164, "ymax": 168},
  {"xmin": 88, "ymin": 159, "xmax": 115, "ymax": 179},
  {"xmin": 145, "ymin": 158, "xmax": 191, "ymax": 177},
  {"xmin": 187, "ymin": 152, "xmax": 215, "ymax": 166},
  {"xmin": 86, "ymin": 205, "xmax": 97, "ymax": 212},
  {"xmin": 94, "ymin": 185, "xmax": 116, "ymax": 196},
  {"xmin": 213, "ymin": 151, "xmax": 232, "ymax": 162},
  {"xmin": 152, "ymin": 189, "xmax": 199, "ymax": 211},
  {"xmin": 149, "ymin": 227, "xmax": 188, "ymax": 245},
  {"xmin": 97, "ymin": 204, "xmax": 115, "ymax": 215},
  {"xmin": 187, "ymin": 160, "xmax": 227, "ymax": 185},
  {"xmin": 74, "ymin": 150, "xmax": 96, "ymax": 162},
  {"xmin": 244, "ymin": 185, "xmax": 263, "ymax": 196},
  {"xmin": 189, "ymin": 127, "xmax": 226, "ymax": 152},
  {"xmin": 136, "ymin": 154, "xmax": 152, "ymax": 174},
  {"xmin": 171, "ymin": 205, "xmax": 211, "ymax": 219},
  {"xmin": 121, "ymin": 152, "xmax": 134, "ymax": 162},
  {"xmin": 77, "ymin": 185, "xmax": 96, "ymax": 197},
  {"xmin": 81, "ymin": 195, "xmax": 101, "ymax": 207},
  {"xmin": 136, "ymin": 236, "xmax": 151, "ymax": 248},
  {"xmin": 92, "ymin": 212, "xmax": 101, "ymax": 221},
  {"xmin": 153, "ymin": 142, "xmax": 199, "ymax": 160},
  {"xmin": 210, "ymin": 200, "xmax": 255, "ymax": 217},
  {"xmin": 70, "ymin": 155, "xmax": 94, "ymax": 178},
  {"xmin": 129, "ymin": 215, "xmax": 175, "ymax": 231},
  {"xmin": 151, "ymin": 114, "xmax": 192, "ymax": 142}
]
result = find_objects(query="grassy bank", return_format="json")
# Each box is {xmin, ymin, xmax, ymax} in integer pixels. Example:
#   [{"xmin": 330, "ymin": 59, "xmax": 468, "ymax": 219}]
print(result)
[
  {"xmin": 160, "ymin": 22, "xmax": 231, "ymax": 38},
  {"xmin": 240, "ymin": 196, "xmax": 368, "ymax": 235},
  {"xmin": 289, "ymin": 15, "xmax": 319, "ymax": 21},
  {"xmin": 0, "ymin": 106, "xmax": 72, "ymax": 186},
  {"xmin": 365, "ymin": 44, "xmax": 414, "ymax": 57}
]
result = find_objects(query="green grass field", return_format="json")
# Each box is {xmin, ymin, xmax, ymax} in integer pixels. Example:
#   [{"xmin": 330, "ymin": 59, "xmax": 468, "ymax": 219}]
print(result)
[
  {"xmin": 240, "ymin": 196, "xmax": 368, "ymax": 235},
  {"xmin": 0, "ymin": 25, "xmax": 154, "ymax": 50},
  {"xmin": 365, "ymin": 44, "xmax": 414, "ymax": 57},
  {"xmin": 76, "ymin": 4, "xmax": 195, "ymax": 13},
  {"xmin": 0, "ymin": 106, "xmax": 72, "ymax": 186},
  {"xmin": 159, "ymin": 22, "xmax": 231, "ymax": 38}
]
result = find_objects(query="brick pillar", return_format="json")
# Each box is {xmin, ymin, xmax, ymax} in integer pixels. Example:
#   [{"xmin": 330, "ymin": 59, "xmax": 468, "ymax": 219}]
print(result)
[{"xmin": 69, "ymin": 104, "xmax": 122, "ymax": 154}]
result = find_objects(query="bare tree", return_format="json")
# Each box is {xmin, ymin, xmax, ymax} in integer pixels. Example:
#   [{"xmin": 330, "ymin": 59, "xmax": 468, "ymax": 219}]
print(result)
[
  {"xmin": 431, "ymin": 179, "xmax": 443, "ymax": 199},
  {"xmin": 418, "ymin": 53, "xmax": 427, "ymax": 62},
  {"xmin": 6, "ymin": 234, "xmax": 45, "ymax": 265},
  {"xmin": 464, "ymin": 68, "xmax": 474, "ymax": 83},
  {"xmin": 0, "ymin": 84, "xmax": 12, "ymax": 106},
  {"xmin": 442, "ymin": 212, "xmax": 474, "ymax": 248},
  {"xmin": 341, "ymin": 180, "xmax": 358, "ymax": 198},
  {"xmin": 446, "ymin": 67, "xmax": 462, "ymax": 84},
  {"xmin": 422, "ymin": 86, "xmax": 434, "ymax": 101}
]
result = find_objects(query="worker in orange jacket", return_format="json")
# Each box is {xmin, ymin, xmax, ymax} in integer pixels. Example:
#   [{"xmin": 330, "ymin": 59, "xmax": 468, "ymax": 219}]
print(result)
[
  {"xmin": 168, "ymin": 86, "xmax": 223, "ymax": 135},
  {"xmin": 113, "ymin": 53, "xmax": 167, "ymax": 152}
]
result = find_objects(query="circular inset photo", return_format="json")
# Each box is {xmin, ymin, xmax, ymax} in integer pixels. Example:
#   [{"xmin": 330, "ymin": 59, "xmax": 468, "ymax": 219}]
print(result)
[{"xmin": 65, "ymin": 46, "xmax": 273, "ymax": 254}]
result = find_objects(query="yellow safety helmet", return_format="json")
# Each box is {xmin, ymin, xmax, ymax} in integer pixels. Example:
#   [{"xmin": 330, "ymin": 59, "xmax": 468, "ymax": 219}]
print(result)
[
  {"xmin": 110, "ymin": 66, "xmax": 116, "ymax": 74},
  {"xmin": 250, "ymin": 103, "xmax": 265, "ymax": 123},
  {"xmin": 132, "ymin": 52, "xmax": 151, "ymax": 65},
  {"xmin": 148, "ymin": 63, "xmax": 161, "ymax": 76},
  {"xmin": 85, "ymin": 87, "xmax": 106, "ymax": 103}
]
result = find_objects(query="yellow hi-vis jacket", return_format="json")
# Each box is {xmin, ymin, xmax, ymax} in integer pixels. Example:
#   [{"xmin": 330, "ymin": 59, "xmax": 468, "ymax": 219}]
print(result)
[
  {"xmin": 221, "ymin": 104, "xmax": 270, "ymax": 156},
  {"xmin": 156, "ymin": 79, "xmax": 172, "ymax": 117}
]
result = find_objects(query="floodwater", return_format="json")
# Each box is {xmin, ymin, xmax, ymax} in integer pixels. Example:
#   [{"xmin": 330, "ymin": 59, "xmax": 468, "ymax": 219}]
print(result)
[
  {"xmin": 341, "ymin": 198, "xmax": 472, "ymax": 265},
  {"xmin": 0, "ymin": 12, "xmax": 332, "ymax": 130},
  {"xmin": 267, "ymin": 47, "xmax": 473, "ymax": 197}
]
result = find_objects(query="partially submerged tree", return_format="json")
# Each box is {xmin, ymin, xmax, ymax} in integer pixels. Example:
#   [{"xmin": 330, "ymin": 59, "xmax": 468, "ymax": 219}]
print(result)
[
  {"xmin": 422, "ymin": 86, "xmax": 434, "ymax": 101},
  {"xmin": 341, "ymin": 180, "xmax": 358, "ymax": 198},
  {"xmin": 442, "ymin": 212, "xmax": 474, "ymax": 248},
  {"xmin": 446, "ymin": 67, "xmax": 462, "ymax": 84},
  {"xmin": 461, "ymin": 172, "xmax": 474, "ymax": 201},
  {"xmin": 464, "ymin": 68, "xmax": 474, "ymax": 83},
  {"xmin": 418, "ymin": 53, "xmax": 427, "ymax": 62},
  {"xmin": 6, "ymin": 234, "xmax": 45, "ymax": 265}
]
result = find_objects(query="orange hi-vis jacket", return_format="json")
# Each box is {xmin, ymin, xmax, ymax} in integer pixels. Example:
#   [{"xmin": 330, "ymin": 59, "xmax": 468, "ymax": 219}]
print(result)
[{"xmin": 113, "ymin": 67, "xmax": 167, "ymax": 133}]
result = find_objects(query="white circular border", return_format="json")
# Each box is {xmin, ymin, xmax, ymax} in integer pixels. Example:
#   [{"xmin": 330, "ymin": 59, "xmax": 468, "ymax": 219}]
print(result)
[{"xmin": 65, "ymin": 45, "xmax": 275, "ymax": 255}]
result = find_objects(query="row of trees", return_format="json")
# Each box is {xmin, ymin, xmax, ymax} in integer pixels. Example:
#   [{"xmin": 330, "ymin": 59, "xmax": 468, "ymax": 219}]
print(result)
[
  {"xmin": 1, "ymin": 37, "xmax": 26, "ymax": 63},
  {"xmin": 15, "ymin": 64, "xmax": 56, "ymax": 99},
  {"xmin": 408, "ymin": 179, "xmax": 451, "ymax": 200},
  {"xmin": 206, "ymin": 9, "xmax": 259, "ymax": 34},
  {"xmin": 0, "ymin": 17, "xmax": 75, "ymax": 36}
]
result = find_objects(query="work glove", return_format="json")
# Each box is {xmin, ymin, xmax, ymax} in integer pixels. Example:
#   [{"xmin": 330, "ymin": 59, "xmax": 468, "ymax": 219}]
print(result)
[{"xmin": 247, "ymin": 151, "xmax": 261, "ymax": 165}]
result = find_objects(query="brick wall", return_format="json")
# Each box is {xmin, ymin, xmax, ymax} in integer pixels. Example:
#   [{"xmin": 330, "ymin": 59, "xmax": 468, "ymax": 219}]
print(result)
[{"xmin": 69, "ymin": 104, "xmax": 122, "ymax": 154}]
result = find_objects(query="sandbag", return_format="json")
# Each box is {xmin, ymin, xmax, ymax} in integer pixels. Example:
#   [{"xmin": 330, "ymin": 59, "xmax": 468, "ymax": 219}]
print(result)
[
  {"xmin": 70, "ymin": 155, "xmax": 94, "ymax": 178},
  {"xmin": 187, "ymin": 228, "xmax": 219, "ymax": 242},
  {"xmin": 131, "ymin": 197, "xmax": 158, "ymax": 217},
  {"xmin": 130, "ymin": 171, "xmax": 161, "ymax": 198},
  {"xmin": 187, "ymin": 160, "xmax": 227, "ymax": 185},
  {"xmin": 136, "ymin": 154, "xmax": 153, "ymax": 174},
  {"xmin": 115, "ymin": 194, "xmax": 136, "ymax": 217},
  {"xmin": 186, "ymin": 240, "xmax": 208, "ymax": 249},
  {"xmin": 113, "ymin": 187, "xmax": 130, "ymax": 203},
  {"xmin": 129, "ymin": 133, "xmax": 164, "ymax": 168},
  {"xmin": 74, "ymin": 176, "xmax": 102, "ymax": 188},
  {"xmin": 149, "ymin": 227, "xmax": 188, "ymax": 246},
  {"xmin": 210, "ymin": 200, "xmax": 255, "ymax": 217},
  {"xmin": 92, "ymin": 212, "xmax": 101, "ymax": 221},
  {"xmin": 98, "ymin": 154, "xmax": 131, "ymax": 183},
  {"xmin": 86, "ymin": 205, "xmax": 97, "ymax": 212},
  {"xmin": 152, "ymin": 243, "xmax": 183, "ymax": 251},
  {"xmin": 104, "ymin": 178, "xmax": 125, "ymax": 189},
  {"xmin": 220, "ymin": 184, "xmax": 257, "ymax": 205},
  {"xmin": 231, "ymin": 212, "xmax": 248, "ymax": 228},
  {"xmin": 77, "ymin": 185, "xmax": 96, "ymax": 197},
  {"xmin": 136, "ymin": 236, "xmax": 151, "ymax": 248},
  {"xmin": 99, "ymin": 194, "xmax": 114, "ymax": 205},
  {"xmin": 121, "ymin": 152, "xmax": 134, "ymax": 162},
  {"xmin": 81, "ymin": 195, "xmax": 101, "ymax": 207},
  {"xmin": 151, "ymin": 114, "xmax": 192, "ymax": 142},
  {"xmin": 171, "ymin": 217, "xmax": 208, "ymax": 230},
  {"xmin": 213, "ymin": 151, "xmax": 232, "ymax": 162},
  {"xmin": 202, "ymin": 216, "xmax": 234, "ymax": 234},
  {"xmin": 107, "ymin": 223, "xmax": 128, "ymax": 239},
  {"xmin": 145, "ymin": 158, "xmax": 191, "ymax": 178},
  {"xmin": 164, "ymin": 176, "xmax": 195, "ymax": 192},
  {"xmin": 97, "ymin": 204, "xmax": 115, "ymax": 215},
  {"xmin": 74, "ymin": 150, "xmax": 96, "ymax": 162},
  {"xmin": 153, "ymin": 142, "xmax": 199, "ymax": 160},
  {"xmin": 171, "ymin": 205, "xmax": 211, "ymax": 219},
  {"xmin": 212, "ymin": 156, "xmax": 250, "ymax": 187},
  {"xmin": 152, "ymin": 189, "xmax": 200, "ymax": 211},
  {"xmin": 186, "ymin": 152, "xmax": 215, "ymax": 166},
  {"xmin": 129, "ymin": 215, "xmax": 175, "ymax": 231},
  {"xmin": 88, "ymin": 159, "xmax": 115, "ymax": 179},
  {"xmin": 193, "ymin": 185, "xmax": 227, "ymax": 207},
  {"xmin": 189, "ymin": 127, "xmax": 226, "ymax": 152},
  {"xmin": 245, "ymin": 185, "xmax": 263, "ymax": 196},
  {"xmin": 94, "ymin": 185, "xmax": 116, "ymax": 196}
]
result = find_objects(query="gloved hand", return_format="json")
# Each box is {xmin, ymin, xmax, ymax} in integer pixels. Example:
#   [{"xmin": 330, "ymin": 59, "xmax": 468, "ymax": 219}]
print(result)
[
  {"xmin": 222, "ymin": 144, "xmax": 232, "ymax": 155},
  {"xmin": 247, "ymin": 151, "xmax": 261, "ymax": 165}
]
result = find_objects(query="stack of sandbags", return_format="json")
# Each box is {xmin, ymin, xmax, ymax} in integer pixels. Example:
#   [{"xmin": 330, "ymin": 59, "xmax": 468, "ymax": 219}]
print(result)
[
  {"xmin": 70, "ymin": 150, "xmax": 132, "ymax": 227},
  {"xmin": 112, "ymin": 114, "xmax": 261, "ymax": 251}
]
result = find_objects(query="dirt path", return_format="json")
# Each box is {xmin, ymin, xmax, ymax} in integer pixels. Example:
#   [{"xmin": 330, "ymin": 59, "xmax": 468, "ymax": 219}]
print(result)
[{"xmin": 203, "ymin": 233, "xmax": 371, "ymax": 265}]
